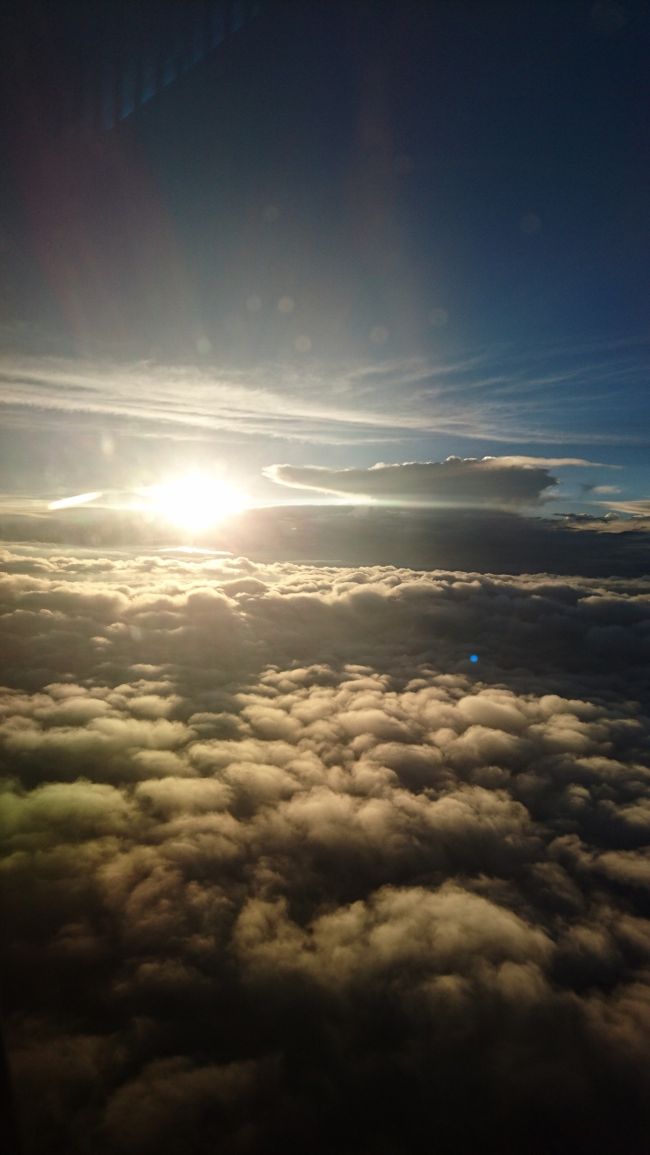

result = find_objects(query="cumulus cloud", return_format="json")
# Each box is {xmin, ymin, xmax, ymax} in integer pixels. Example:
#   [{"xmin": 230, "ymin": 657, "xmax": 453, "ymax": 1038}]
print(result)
[
  {"xmin": 1, "ymin": 545, "xmax": 650, "ymax": 1154},
  {"xmin": 264, "ymin": 456, "xmax": 603, "ymax": 508}
]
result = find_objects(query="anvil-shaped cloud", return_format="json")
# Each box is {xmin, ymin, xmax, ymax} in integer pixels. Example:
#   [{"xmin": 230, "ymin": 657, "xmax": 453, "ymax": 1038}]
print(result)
[{"xmin": 265, "ymin": 455, "xmax": 609, "ymax": 507}]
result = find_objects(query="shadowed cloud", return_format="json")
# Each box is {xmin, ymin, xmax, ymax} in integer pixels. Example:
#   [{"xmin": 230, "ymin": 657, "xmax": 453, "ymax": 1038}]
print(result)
[
  {"xmin": 264, "ymin": 456, "xmax": 610, "ymax": 507},
  {"xmin": 1, "ymin": 545, "xmax": 649, "ymax": 1154}
]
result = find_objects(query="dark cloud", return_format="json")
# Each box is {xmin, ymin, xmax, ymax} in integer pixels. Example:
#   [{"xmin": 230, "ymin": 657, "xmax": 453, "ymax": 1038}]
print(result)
[
  {"xmin": 264, "ymin": 456, "xmax": 603, "ymax": 507},
  {"xmin": 1, "ymin": 546, "xmax": 650, "ymax": 1154},
  {"xmin": 1, "ymin": 503, "xmax": 649, "ymax": 577},
  {"xmin": 237, "ymin": 504, "xmax": 650, "ymax": 576}
]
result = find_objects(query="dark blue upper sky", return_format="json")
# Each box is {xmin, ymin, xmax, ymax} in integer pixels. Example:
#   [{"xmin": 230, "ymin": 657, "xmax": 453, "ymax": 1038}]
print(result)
[{"xmin": 0, "ymin": 0, "xmax": 648, "ymax": 516}]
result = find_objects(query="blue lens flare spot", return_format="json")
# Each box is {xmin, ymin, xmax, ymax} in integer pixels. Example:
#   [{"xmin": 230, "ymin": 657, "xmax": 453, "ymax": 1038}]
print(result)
[{"xmin": 470, "ymin": 654, "xmax": 479, "ymax": 663}]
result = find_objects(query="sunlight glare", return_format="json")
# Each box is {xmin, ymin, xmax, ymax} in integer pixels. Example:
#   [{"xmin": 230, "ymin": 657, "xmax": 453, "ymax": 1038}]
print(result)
[{"xmin": 146, "ymin": 473, "xmax": 247, "ymax": 532}]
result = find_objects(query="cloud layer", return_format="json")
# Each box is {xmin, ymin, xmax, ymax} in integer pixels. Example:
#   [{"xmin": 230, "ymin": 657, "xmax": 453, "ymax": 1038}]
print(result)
[
  {"xmin": 1, "ymin": 546, "xmax": 650, "ymax": 1154},
  {"xmin": 2, "ymin": 503, "xmax": 649, "ymax": 578}
]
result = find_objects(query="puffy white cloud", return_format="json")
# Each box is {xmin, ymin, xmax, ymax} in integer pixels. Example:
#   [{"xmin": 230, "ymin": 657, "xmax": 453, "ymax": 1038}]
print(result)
[{"xmin": 1, "ymin": 545, "xmax": 650, "ymax": 1154}]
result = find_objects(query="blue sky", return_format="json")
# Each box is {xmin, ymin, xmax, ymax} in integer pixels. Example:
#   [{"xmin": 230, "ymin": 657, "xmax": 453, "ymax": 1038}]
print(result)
[{"xmin": 0, "ymin": 0, "xmax": 648, "ymax": 521}]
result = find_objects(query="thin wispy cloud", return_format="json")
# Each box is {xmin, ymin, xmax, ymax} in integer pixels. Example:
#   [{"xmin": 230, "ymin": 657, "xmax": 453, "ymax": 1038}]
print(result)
[
  {"xmin": 602, "ymin": 499, "xmax": 650, "ymax": 516},
  {"xmin": 0, "ymin": 341, "xmax": 647, "ymax": 449}
]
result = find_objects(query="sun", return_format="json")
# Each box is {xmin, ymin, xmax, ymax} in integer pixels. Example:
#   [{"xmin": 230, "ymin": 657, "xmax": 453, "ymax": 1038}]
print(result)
[{"xmin": 145, "ymin": 473, "xmax": 248, "ymax": 533}]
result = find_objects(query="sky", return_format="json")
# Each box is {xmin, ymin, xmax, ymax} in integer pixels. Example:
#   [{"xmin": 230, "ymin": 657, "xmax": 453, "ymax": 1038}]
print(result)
[
  {"xmin": 1, "ymin": 5, "xmax": 650, "ymax": 1155},
  {"xmin": 0, "ymin": 0, "xmax": 648, "ymax": 530}
]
